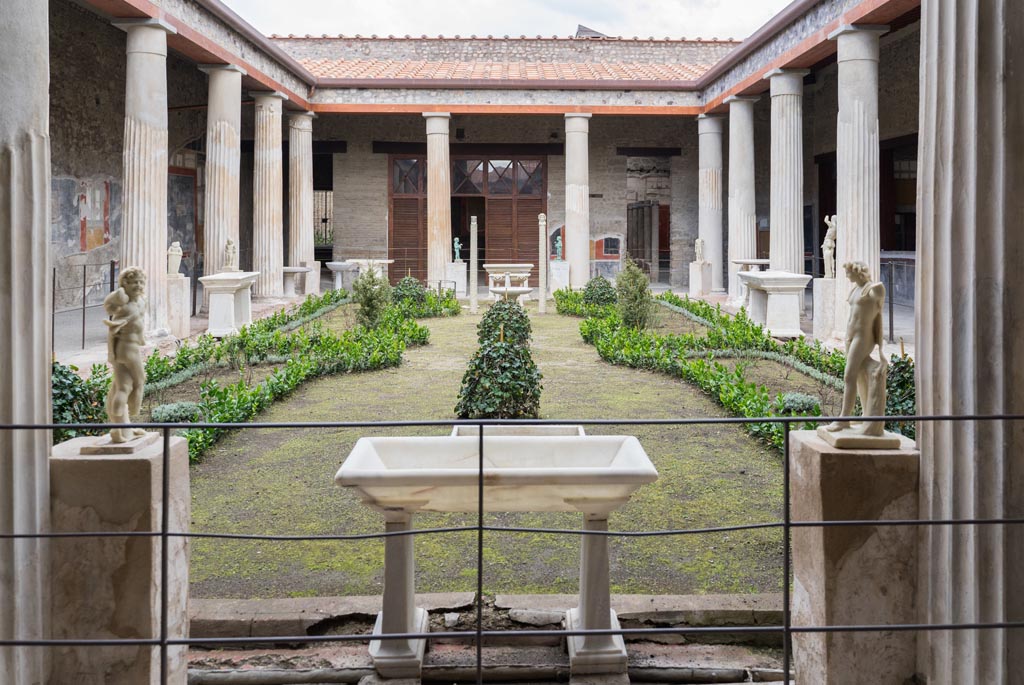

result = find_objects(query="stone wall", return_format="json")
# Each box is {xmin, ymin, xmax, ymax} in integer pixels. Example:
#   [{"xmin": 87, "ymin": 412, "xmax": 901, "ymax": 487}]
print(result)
[{"xmin": 275, "ymin": 36, "xmax": 738, "ymax": 66}]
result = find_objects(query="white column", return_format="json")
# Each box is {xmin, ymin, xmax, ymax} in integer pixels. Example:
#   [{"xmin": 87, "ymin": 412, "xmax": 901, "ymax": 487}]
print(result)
[
  {"xmin": 288, "ymin": 112, "xmax": 315, "ymax": 291},
  {"xmin": 538, "ymin": 213, "xmax": 547, "ymax": 313},
  {"xmin": 200, "ymin": 64, "xmax": 244, "ymax": 283},
  {"xmin": 252, "ymin": 92, "xmax": 287, "ymax": 298},
  {"xmin": 117, "ymin": 19, "xmax": 176, "ymax": 335},
  {"xmin": 698, "ymin": 114, "xmax": 725, "ymax": 292},
  {"xmin": 469, "ymin": 215, "xmax": 479, "ymax": 314},
  {"xmin": 725, "ymin": 95, "xmax": 759, "ymax": 304},
  {"xmin": 423, "ymin": 113, "xmax": 452, "ymax": 286},
  {"xmin": 764, "ymin": 69, "xmax": 808, "ymax": 274},
  {"xmin": 0, "ymin": 2, "xmax": 51, "ymax": 682},
  {"xmin": 830, "ymin": 25, "xmax": 887, "ymax": 338},
  {"xmin": 565, "ymin": 113, "xmax": 592, "ymax": 288},
  {"xmin": 917, "ymin": 2, "xmax": 1023, "ymax": 682}
]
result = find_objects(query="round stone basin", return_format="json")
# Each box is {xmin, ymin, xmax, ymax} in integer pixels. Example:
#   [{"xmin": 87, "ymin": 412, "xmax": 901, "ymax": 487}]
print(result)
[{"xmin": 335, "ymin": 435, "xmax": 657, "ymax": 514}]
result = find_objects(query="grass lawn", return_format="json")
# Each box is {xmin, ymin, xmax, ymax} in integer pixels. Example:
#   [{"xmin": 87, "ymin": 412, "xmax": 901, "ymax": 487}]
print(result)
[{"xmin": 189, "ymin": 300, "xmax": 797, "ymax": 599}]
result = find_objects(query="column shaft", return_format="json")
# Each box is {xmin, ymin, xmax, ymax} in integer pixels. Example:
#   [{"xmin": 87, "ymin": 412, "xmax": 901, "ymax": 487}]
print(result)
[
  {"xmin": 120, "ymin": 21, "xmax": 175, "ymax": 335},
  {"xmin": 252, "ymin": 93, "xmax": 286, "ymax": 297},
  {"xmin": 726, "ymin": 96, "xmax": 759, "ymax": 304},
  {"xmin": 0, "ymin": 2, "xmax": 51, "ymax": 681},
  {"xmin": 766, "ymin": 69, "xmax": 808, "ymax": 274},
  {"xmin": 288, "ymin": 112, "xmax": 315, "ymax": 291},
  {"xmin": 698, "ymin": 115, "xmax": 725, "ymax": 292},
  {"xmin": 538, "ymin": 213, "xmax": 547, "ymax": 313},
  {"xmin": 469, "ymin": 215, "xmax": 479, "ymax": 314},
  {"xmin": 423, "ymin": 113, "xmax": 451, "ymax": 286},
  {"xmin": 565, "ymin": 114, "xmax": 591, "ymax": 288},
  {"xmin": 831, "ymin": 25, "xmax": 887, "ymax": 338},
  {"xmin": 916, "ymin": 2, "xmax": 1024, "ymax": 682},
  {"xmin": 201, "ymin": 65, "xmax": 244, "ymax": 283}
]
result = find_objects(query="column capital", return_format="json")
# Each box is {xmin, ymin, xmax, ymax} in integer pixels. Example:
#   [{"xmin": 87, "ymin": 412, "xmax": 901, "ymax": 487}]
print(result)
[
  {"xmin": 828, "ymin": 24, "xmax": 889, "ymax": 41},
  {"xmin": 199, "ymin": 63, "xmax": 247, "ymax": 76},
  {"xmin": 288, "ymin": 110, "xmax": 315, "ymax": 131},
  {"xmin": 565, "ymin": 113, "xmax": 592, "ymax": 134},
  {"xmin": 829, "ymin": 24, "xmax": 889, "ymax": 63},
  {"xmin": 765, "ymin": 68, "xmax": 809, "ymax": 96},
  {"xmin": 422, "ymin": 111, "xmax": 451, "ymax": 119},
  {"xmin": 564, "ymin": 112, "xmax": 593, "ymax": 119},
  {"xmin": 697, "ymin": 114, "xmax": 724, "ymax": 135},
  {"xmin": 423, "ymin": 112, "xmax": 450, "ymax": 135},
  {"xmin": 724, "ymin": 94, "xmax": 761, "ymax": 106},
  {"xmin": 112, "ymin": 17, "xmax": 177, "ymax": 35},
  {"xmin": 251, "ymin": 91, "xmax": 289, "ymax": 102}
]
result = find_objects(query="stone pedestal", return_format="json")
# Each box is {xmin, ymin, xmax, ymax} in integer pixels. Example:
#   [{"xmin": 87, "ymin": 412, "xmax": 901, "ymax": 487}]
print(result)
[
  {"xmin": 302, "ymin": 260, "xmax": 322, "ymax": 295},
  {"xmin": 167, "ymin": 273, "xmax": 191, "ymax": 339},
  {"xmin": 282, "ymin": 266, "xmax": 310, "ymax": 297},
  {"xmin": 326, "ymin": 261, "xmax": 357, "ymax": 291},
  {"xmin": 738, "ymin": 270, "xmax": 810, "ymax": 338},
  {"xmin": 790, "ymin": 431, "xmax": 918, "ymax": 685},
  {"xmin": 51, "ymin": 434, "xmax": 191, "ymax": 685},
  {"xmin": 549, "ymin": 260, "xmax": 570, "ymax": 293},
  {"xmin": 689, "ymin": 261, "xmax": 711, "ymax": 297},
  {"xmin": 199, "ymin": 271, "xmax": 259, "ymax": 336},
  {"xmin": 444, "ymin": 260, "xmax": 467, "ymax": 296},
  {"xmin": 812, "ymin": 277, "xmax": 836, "ymax": 342}
]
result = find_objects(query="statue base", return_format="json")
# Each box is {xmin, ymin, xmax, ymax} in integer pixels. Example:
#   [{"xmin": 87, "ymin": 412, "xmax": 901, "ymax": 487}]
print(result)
[
  {"xmin": 79, "ymin": 431, "xmax": 160, "ymax": 454},
  {"xmin": 816, "ymin": 426, "xmax": 903, "ymax": 450}
]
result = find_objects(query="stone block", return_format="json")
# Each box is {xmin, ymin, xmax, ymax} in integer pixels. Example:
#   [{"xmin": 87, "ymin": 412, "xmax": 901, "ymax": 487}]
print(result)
[
  {"xmin": 445, "ymin": 260, "xmax": 467, "ymax": 296},
  {"xmin": 689, "ymin": 261, "xmax": 711, "ymax": 297},
  {"xmin": 302, "ymin": 260, "xmax": 322, "ymax": 295},
  {"xmin": 167, "ymin": 274, "xmax": 191, "ymax": 339},
  {"xmin": 812, "ymin": 277, "xmax": 836, "ymax": 342},
  {"xmin": 790, "ymin": 430, "xmax": 918, "ymax": 685},
  {"xmin": 549, "ymin": 260, "xmax": 570, "ymax": 292},
  {"xmin": 51, "ymin": 434, "xmax": 191, "ymax": 685}
]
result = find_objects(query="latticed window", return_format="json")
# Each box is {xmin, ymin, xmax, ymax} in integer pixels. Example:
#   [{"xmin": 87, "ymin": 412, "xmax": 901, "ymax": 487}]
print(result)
[
  {"xmin": 487, "ymin": 160, "xmax": 514, "ymax": 195},
  {"xmin": 392, "ymin": 158, "xmax": 422, "ymax": 195},
  {"xmin": 453, "ymin": 160, "xmax": 484, "ymax": 194}
]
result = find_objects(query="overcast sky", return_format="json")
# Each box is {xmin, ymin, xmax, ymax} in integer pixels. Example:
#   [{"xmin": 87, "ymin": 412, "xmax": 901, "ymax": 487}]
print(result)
[{"xmin": 222, "ymin": 0, "xmax": 794, "ymax": 42}]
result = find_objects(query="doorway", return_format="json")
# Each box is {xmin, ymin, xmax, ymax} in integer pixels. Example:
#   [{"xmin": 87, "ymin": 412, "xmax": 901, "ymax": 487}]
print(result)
[{"xmin": 451, "ymin": 196, "xmax": 486, "ymax": 286}]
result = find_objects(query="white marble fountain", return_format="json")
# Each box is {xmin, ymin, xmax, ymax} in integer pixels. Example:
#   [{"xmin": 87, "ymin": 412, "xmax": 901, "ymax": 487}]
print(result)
[{"xmin": 335, "ymin": 430, "xmax": 657, "ymax": 678}]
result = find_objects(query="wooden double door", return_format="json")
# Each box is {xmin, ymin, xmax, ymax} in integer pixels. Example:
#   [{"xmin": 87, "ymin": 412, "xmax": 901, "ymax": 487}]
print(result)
[{"xmin": 388, "ymin": 155, "xmax": 547, "ymax": 285}]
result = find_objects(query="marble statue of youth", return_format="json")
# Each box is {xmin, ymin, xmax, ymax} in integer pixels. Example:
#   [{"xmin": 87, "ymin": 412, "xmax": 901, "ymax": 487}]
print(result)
[{"xmin": 103, "ymin": 266, "xmax": 149, "ymax": 443}]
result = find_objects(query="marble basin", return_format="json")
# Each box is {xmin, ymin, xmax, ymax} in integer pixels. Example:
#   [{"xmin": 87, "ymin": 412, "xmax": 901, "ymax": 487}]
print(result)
[{"xmin": 336, "ymin": 435, "xmax": 656, "ymax": 514}]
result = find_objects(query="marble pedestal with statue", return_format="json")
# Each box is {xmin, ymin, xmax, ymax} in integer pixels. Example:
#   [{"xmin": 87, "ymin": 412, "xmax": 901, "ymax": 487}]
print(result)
[{"xmin": 445, "ymin": 260, "xmax": 467, "ymax": 296}]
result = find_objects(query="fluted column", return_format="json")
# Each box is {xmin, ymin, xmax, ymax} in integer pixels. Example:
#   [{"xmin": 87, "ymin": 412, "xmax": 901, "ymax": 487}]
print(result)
[
  {"xmin": 423, "ymin": 113, "xmax": 451, "ymax": 286},
  {"xmin": 831, "ymin": 25, "xmax": 887, "ymax": 338},
  {"xmin": 288, "ymin": 112, "xmax": 315, "ymax": 292},
  {"xmin": 698, "ymin": 114, "xmax": 725, "ymax": 292},
  {"xmin": 252, "ymin": 92, "xmax": 287, "ymax": 297},
  {"xmin": 916, "ymin": 2, "xmax": 1023, "ymax": 682},
  {"xmin": 0, "ymin": 2, "xmax": 51, "ymax": 682},
  {"xmin": 765, "ymin": 69, "xmax": 808, "ymax": 274},
  {"xmin": 565, "ymin": 113, "xmax": 591, "ymax": 288},
  {"xmin": 200, "ymin": 64, "xmax": 244, "ymax": 285},
  {"xmin": 725, "ymin": 95, "xmax": 759, "ymax": 304},
  {"xmin": 118, "ymin": 19, "xmax": 176, "ymax": 335}
]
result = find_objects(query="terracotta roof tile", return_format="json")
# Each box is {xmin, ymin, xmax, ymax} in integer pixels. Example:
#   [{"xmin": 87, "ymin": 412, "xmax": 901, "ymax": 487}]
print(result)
[{"xmin": 301, "ymin": 58, "xmax": 710, "ymax": 82}]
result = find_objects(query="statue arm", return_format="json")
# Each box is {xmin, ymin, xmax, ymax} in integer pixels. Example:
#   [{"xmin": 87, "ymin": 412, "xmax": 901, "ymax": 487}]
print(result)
[
  {"xmin": 869, "ymin": 283, "xmax": 886, "ymax": 347},
  {"xmin": 103, "ymin": 287, "xmax": 129, "ymax": 316}
]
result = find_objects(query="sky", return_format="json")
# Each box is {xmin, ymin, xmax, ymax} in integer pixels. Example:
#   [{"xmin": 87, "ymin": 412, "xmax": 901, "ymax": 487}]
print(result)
[{"xmin": 221, "ymin": 0, "xmax": 795, "ymax": 42}]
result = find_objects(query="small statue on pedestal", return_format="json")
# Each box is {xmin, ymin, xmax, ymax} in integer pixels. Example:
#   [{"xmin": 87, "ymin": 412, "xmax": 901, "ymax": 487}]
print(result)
[
  {"xmin": 103, "ymin": 267, "xmax": 149, "ymax": 443},
  {"xmin": 822, "ymin": 216, "xmax": 838, "ymax": 279},
  {"xmin": 222, "ymin": 239, "xmax": 239, "ymax": 272},
  {"xmin": 167, "ymin": 241, "xmax": 183, "ymax": 276},
  {"xmin": 555, "ymin": 235, "xmax": 563, "ymax": 260},
  {"xmin": 819, "ymin": 261, "xmax": 899, "ymax": 447},
  {"xmin": 453, "ymin": 237, "xmax": 462, "ymax": 262},
  {"xmin": 694, "ymin": 238, "xmax": 705, "ymax": 263}
]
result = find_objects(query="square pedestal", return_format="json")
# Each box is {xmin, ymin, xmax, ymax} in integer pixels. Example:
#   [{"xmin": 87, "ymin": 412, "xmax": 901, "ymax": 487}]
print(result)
[
  {"xmin": 51, "ymin": 434, "xmax": 191, "ymax": 685},
  {"xmin": 369, "ymin": 607, "xmax": 429, "ymax": 678},
  {"xmin": 738, "ymin": 270, "xmax": 811, "ymax": 339},
  {"xmin": 445, "ymin": 261, "xmax": 468, "ymax": 296},
  {"xmin": 812, "ymin": 278, "xmax": 837, "ymax": 342},
  {"xmin": 549, "ymin": 260, "xmax": 570, "ymax": 293},
  {"xmin": 689, "ymin": 261, "xmax": 711, "ymax": 297},
  {"xmin": 566, "ymin": 608, "xmax": 628, "ymax": 675},
  {"xmin": 167, "ymin": 274, "xmax": 191, "ymax": 339},
  {"xmin": 790, "ymin": 430, "xmax": 919, "ymax": 685},
  {"xmin": 199, "ymin": 271, "xmax": 259, "ymax": 337},
  {"xmin": 302, "ymin": 261, "xmax": 322, "ymax": 295}
]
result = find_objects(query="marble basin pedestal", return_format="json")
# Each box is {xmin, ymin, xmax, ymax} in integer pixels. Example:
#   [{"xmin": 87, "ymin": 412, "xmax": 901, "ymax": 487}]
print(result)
[
  {"xmin": 484, "ymin": 263, "xmax": 534, "ymax": 302},
  {"xmin": 336, "ymin": 434, "xmax": 657, "ymax": 679},
  {"xmin": 198, "ymin": 271, "xmax": 259, "ymax": 337},
  {"xmin": 737, "ymin": 269, "xmax": 811, "ymax": 339},
  {"xmin": 326, "ymin": 261, "xmax": 357, "ymax": 291},
  {"xmin": 282, "ymin": 266, "xmax": 311, "ymax": 297}
]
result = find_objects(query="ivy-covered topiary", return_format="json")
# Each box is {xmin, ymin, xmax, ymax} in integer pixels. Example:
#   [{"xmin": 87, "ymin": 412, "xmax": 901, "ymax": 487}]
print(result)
[
  {"xmin": 454, "ymin": 340, "xmax": 543, "ymax": 419},
  {"xmin": 393, "ymin": 275, "xmax": 427, "ymax": 305},
  {"xmin": 616, "ymin": 257, "xmax": 654, "ymax": 330},
  {"xmin": 352, "ymin": 268, "xmax": 392, "ymax": 328},
  {"xmin": 582, "ymin": 275, "xmax": 617, "ymax": 307},
  {"xmin": 477, "ymin": 299, "xmax": 532, "ymax": 346},
  {"xmin": 52, "ymin": 362, "xmax": 111, "ymax": 443}
]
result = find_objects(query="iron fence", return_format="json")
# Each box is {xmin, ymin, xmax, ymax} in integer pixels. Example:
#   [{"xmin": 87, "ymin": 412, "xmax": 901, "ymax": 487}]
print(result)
[
  {"xmin": 2, "ymin": 413, "xmax": 1023, "ymax": 684},
  {"xmin": 50, "ymin": 260, "xmax": 118, "ymax": 350}
]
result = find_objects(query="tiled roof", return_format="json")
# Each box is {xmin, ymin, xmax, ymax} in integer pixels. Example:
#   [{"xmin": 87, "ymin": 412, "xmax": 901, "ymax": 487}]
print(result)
[
  {"xmin": 272, "ymin": 34, "xmax": 738, "ymax": 42},
  {"xmin": 301, "ymin": 59, "xmax": 712, "ymax": 82}
]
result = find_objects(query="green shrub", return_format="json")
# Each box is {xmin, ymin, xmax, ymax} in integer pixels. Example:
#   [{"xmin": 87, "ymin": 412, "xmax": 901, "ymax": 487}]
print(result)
[
  {"xmin": 395, "ymin": 287, "xmax": 461, "ymax": 318},
  {"xmin": 352, "ymin": 269, "xmax": 392, "ymax": 328},
  {"xmin": 583, "ymin": 275, "xmax": 617, "ymax": 306},
  {"xmin": 52, "ymin": 362, "xmax": 111, "ymax": 443},
  {"xmin": 616, "ymin": 257, "xmax": 654, "ymax": 329},
  {"xmin": 554, "ymin": 288, "xmax": 615, "ymax": 318},
  {"xmin": 886, "ymin": 353, "xmax": 916, "ymax": 439},
  {"xmin": 776, "ymin": 392, "xmax": 822, "ymax": 416},
  {"xmin": 454, "ymin": 340, "xmax": 543, "ymax": 419},
  {"xmin": 478, "ymin": 299, "xmax": 532, "ymax": 346},
  {"xmin": 393, "ymin": 275, "xmax": 427, "ymax": 305},
  {"xmin": 151, "ymin": 401, "xmax": 203, "ymax": 424}
]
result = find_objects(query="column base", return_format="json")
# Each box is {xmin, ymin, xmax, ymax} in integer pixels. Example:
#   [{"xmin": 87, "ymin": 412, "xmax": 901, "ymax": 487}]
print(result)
[
  {"xmin": 369, "ymin": 607, "xmax": 429, "ymax": 679},
  {"xmin": 565, "ymin": 608, "xmax": 627, "ymax": 675}
]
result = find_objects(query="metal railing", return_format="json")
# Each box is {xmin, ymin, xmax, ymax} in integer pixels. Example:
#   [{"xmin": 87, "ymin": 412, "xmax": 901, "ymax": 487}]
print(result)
[
  {"xmin": 51, "ymin": 260, "xmax": 118, "ymax": 350},
  {"xmin": 2, "ymin": 413, "xmax": 1023, "ymax": 684}
]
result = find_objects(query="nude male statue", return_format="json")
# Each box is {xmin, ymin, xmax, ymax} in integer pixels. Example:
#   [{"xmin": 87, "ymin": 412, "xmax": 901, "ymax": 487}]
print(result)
[
  {"xmin": 103, "ymin": 267, "xmax": 149, "ymax": 443},
  {"xmin": 822, "ymin": 215, "xmax": 837, "ymax": 278},
  {"xmin": 824, "ymin": 261, "xmax": 887, "ymax": 436}
]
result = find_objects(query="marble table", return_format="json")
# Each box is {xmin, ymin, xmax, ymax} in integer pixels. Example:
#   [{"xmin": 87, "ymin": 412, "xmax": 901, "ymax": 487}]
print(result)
[
  {"xmin": 325, "ymin": 261, "xmax": 358, "ymax": 291},
  {"xmin": 198, "ymin": 271, "xmax": 259, "ymax": 337},
  {"xmin": 282, "ymin": 266, "xmax": 311, "ymax": 297}
]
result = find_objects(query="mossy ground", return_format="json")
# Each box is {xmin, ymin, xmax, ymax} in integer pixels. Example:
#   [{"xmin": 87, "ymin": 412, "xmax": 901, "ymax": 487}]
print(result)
[{"xmin": 189, "ymin": 301, "xmax": 795, "ymax": 599}]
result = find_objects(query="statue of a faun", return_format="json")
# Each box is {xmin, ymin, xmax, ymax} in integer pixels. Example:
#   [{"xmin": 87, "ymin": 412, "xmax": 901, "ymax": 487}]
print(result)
[
  {"xmin": 822, "ymin": 216, "xmax": 838, "ymax": 278},
  {"xmin": 103, "ymin": 267, "xmax": 149, "ymax": 443}
]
